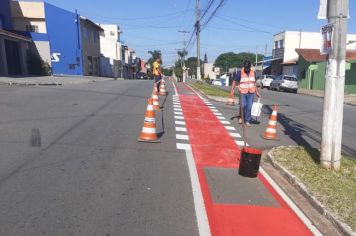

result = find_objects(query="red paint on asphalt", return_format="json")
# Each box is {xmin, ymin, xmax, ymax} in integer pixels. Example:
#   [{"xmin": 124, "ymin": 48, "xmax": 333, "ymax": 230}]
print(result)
[{"xmin": 177, "ymin": 86, "xmax": 313, "ymax": 236}]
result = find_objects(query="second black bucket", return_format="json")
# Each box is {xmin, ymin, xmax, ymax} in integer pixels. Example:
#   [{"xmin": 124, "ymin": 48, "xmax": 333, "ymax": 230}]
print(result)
[{"xmin": 238, "ymin": 147, "xmax": 262, "ymax": 178}]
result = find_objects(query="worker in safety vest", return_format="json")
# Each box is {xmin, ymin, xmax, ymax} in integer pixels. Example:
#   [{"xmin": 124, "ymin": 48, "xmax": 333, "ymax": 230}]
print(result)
[
  {"xmin": 230, "ymin": 61, "xmax": 260, "ymax": 126},
  {"xmin": 152, "ymin": 58, "xmax": 162, "ymax": 92}
]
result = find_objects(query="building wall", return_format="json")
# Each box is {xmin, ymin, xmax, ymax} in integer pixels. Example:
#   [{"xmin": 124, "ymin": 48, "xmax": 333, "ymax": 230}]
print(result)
[
  {"xmin": 274, "ymin": 31, "xmax": 356, "ymax": 63},
  {"xmin": 345, "ymin": 61, "xmax": 356, "ymax": 94},
  {"xmin": 0, "ymin": 0, "xmax": 14, "ymax": 29},
  {"xmin": 81, "ymin": 19, "xmax": 101, "ymax": 76},
  {"xmin": 203, "ymin": 63, "xmax": 218, "ymax": 80},
  {"xmin": 32, "ymin": 40, "xmax": 51, "ymax": 63},
  {"xmin": 11, "ymin": 1, "xmax": 47, "ymax": 33},
  {"xmin": 298, "ymin": 57, "xmax": 356, "ymax": 93},
  {"xmin": 45, "ymin": 3, "xmax": 83, "ymax": 75}
]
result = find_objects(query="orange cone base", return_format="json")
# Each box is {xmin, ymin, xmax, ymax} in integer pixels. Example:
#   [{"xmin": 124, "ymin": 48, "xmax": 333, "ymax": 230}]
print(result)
[
  {"xmin": 226, "ymin": 101, "xmax": 235, "ymax": 106},
  {"xmin": 153, "ymin": 105, "xmax": 160, "ymax": 111},
  {"xmin": 260, "ymin": 134, "xmax": 279, "ymax": 141},
  {"xmin": 138, "ymin": 136, "xmax": 161, "ymax": 143}
]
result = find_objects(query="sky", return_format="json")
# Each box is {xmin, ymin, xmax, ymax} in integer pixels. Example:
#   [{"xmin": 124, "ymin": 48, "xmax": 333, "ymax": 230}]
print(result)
[{"xmin": 45, "ymin": 0, "xmax": 356, "ymax": 67}]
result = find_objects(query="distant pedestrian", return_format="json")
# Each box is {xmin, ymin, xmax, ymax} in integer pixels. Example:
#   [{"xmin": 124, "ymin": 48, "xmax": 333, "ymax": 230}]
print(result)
[
  {"xmin": 230, "ymin": 61, "xmax": 260, "ymax": 126},
  {"xmin": 152, "ymin": 58, "xmax": 162, "ymax": 92}
]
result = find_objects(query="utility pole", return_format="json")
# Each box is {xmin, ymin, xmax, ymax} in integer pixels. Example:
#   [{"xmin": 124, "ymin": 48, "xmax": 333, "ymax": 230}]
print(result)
[
  {"xmin": 196, "ymin": 0, "xmax": 202, "ymax": 80},
  {"xmin": 178, "ymin": 30, "xmax": 189, "ymax": 82},
  {"xmin": 320, "ymin": 0, "xmax": 348, "ymax": 170}
]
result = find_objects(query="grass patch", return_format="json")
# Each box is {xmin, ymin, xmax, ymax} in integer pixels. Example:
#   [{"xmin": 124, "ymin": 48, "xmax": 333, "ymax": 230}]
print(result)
[
  {"xmin": 271, "ymin": 146, "xmax": 356, "ymax": 229},
  {"xmin": 190, "ymin": 81, "xmax": 230, "ymax": 98}
]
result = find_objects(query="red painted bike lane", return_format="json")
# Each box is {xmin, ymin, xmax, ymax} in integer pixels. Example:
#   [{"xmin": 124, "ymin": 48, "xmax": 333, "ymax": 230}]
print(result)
[{"xmin": 177, "ymin": 84, "xmax": 313, "ymax": 236}]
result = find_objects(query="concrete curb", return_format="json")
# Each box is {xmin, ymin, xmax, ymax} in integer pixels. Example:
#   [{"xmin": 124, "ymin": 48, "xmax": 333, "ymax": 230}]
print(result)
[
  {"xmin": 186, "ymin": 83, "xmax": 239, "ymax": 103},
  {"xmin": 267, "ymin": 147, "xmax": 356, "ymax": 236},
  {"xmin": 297, "ymin": 91, "xmax": 356, "ymax": 107}
]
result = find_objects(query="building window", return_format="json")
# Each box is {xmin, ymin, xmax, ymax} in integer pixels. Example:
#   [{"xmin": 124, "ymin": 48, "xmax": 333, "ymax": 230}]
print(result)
[
  {"xmin": 92, "ymin": 31, "xmax": 96, "ymax": 44},
  {"xmin": 110, "ymin": 31, "xmax": 115, "ymax": 36},
  {"xmin": 274, "ymin": 41, "xmax": 278, "ymax": 49},
  {"xmin": 25, "ymin": 24, "xmax": 39, "ymax": 32},
  {"xmin": 83, "ymin": 27, "xmax": 89, "ymax": 40},
  {"xmin": 0, "ymin": 15, "xmax": 4, "ymax": 29},
  {"xmin": 279, "ymin": 39, "xmax": 284, "ymax": 48}
]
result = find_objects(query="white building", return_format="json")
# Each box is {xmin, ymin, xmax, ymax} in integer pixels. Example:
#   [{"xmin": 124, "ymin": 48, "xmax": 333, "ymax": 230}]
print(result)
[
  {"xmin": 272, "ymin": 31, "xmax": 356, "ymax": 75},
  {"xmin": 203, "ymin": 63, "xmax": 219, "ymax": 80},
  {"xmin": 99, "ymin": 24, "xmax": 123, "ymax": 78}
]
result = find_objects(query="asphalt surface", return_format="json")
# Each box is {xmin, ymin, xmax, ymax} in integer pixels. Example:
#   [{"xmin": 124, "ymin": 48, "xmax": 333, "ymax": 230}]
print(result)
[
  {"xmin": 0, "ymin": 80, "xmax": 198, "ymax": 236},
  {"xmin": 205, "ymin": 86, "xmax": 356, "ymax": 157}
]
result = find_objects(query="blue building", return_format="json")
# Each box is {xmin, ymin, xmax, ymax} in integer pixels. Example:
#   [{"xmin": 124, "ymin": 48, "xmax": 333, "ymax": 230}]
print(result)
[{"xmin": 9, "ymin": 0, "xmax": 103, "ymax": 76}]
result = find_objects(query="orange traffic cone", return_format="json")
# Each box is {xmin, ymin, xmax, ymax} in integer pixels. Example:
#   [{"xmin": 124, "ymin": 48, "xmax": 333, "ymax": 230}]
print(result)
[
  {"xmin": 153, "ymin": 82, "xmax": 158, "ymax": 93},
  {"xmin": 152, "ymin": 90, "xmax": 160, "ymax": 111},
  {"xmin": 226, "ymin": 95, "xmax": 235, "ymax": 106},
  {"xmin": 138, "ymin": 98, "xmax": 161, "ymax": 142},
  {"xmin": 261, "ymin": 105, "xmax": 279, "ymax": 140},
  {"xmin": 159, "ymin": 82, "xmax": 166, "ymax": 96}
]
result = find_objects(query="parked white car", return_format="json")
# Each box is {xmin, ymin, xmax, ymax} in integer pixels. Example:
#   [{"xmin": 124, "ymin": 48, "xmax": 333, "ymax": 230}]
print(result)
[
  {"xmin": 270, "ymin": 75, "xmax": 298, "ymax": 93},
  {"xmin": 212, "ymin": 79, "xmax": 223, "ymax": 86},
  {"xmin": 260, "ymin": 75, "xmax": 276, "ymax": 89}
]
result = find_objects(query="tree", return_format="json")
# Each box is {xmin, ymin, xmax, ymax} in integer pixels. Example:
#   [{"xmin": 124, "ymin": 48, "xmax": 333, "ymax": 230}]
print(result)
[
  {"xmin": 162, "ymin": 67, "xmax": 173, "ymax": 76},
  {"xmin": 147, "ymin": 50, "xmax": 162, "ymax": 68},
  {"xmin": 214, "ymin": 52, "xmax": 263, "ymax": 73},
  {"xmin": 204, "ymin": 53, "xmax": 208, "ymax": 63},
  {"xmin": 185, "ymin": 57, "xmax": 203, "ymax": 77}
]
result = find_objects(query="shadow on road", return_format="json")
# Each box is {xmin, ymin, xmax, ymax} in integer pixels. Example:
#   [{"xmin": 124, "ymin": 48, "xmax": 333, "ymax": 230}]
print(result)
[{"xmin": 264, "ymin": 105, "xmax": 356, "ymax": 159}]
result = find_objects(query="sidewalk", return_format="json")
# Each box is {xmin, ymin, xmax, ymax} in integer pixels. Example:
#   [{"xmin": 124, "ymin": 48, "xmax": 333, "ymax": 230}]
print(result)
[
  {"xmin": 0, "ymin": 75, "xmax": 119, "ymax": 86},
  {"xmin": 298, "ymin": 88, "xmax": 356, "ymax": 106},
  {"xmin": 174, "ymin": 81, "xmax": 318, "ymax": 236}
]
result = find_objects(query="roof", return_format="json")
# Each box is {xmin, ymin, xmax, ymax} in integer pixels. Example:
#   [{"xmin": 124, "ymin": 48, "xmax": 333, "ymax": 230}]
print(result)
[
  {"xmin": 0, "ymin": 29, "xmax": 31, "ymax": 42},
  {"xmin": 296, "ymin": 48, "xmax": 356, "ymax": 62},
  {"xmin": 80, "ymin": 16, "xmax": 104, "ymax": 31},
  {"xmin": 281, "ymin": 58, "xmax": 298, "ymax": 65}
]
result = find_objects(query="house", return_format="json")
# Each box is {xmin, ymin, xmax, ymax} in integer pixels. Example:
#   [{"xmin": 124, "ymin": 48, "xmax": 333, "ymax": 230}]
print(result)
[
  {"xmin": 10, "ymin": 0, "xmax": 104, "ymax": 76},
  {"xmin": 296, "ymin": 49, "xmax": 356, "ymax": 93},
  {"xmin": 10, "ymin": 0, "xmax": 52, "ymax": 65},
  {"xmin": 0, "ymin": 0, "xmax": 31, "ymax": 76},
  {"xmin": 80, "ymin": 16, "xmax": 103, "ymax": 76},
  {"xmin": 203, "ymin": 63, "xmax": 219, "ymax": 80},
  {"xmin": 271, "ymin": 31, "xmax": 356, "ymax": 76},
  {"xmin": 99, "ymin": 24, "xmax": 122, "ymax": 78}
]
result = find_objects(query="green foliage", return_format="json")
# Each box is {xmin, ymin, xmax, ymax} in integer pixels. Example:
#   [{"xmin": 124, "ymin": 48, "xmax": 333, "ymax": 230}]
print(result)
[
  {"xmin": 27, "ymin": 50, "xmax": 51, "ymax": 76},
  {"xmin": 214, "ymin": 52, "xmax": 263, "ymax": 72},
  {"xmin": 204, "ymin": 53, "xmax": 208, "ymax": 63},
  {"xmin": 162, "ymin": 68, "xmax": 173, "ymax": 76},
  {"xmin": 190, "ymin": 81, "xmax": 230, "ymax": 97},
  {"xmin": 185, "ymin": 57, "xmax": 203, "ymax": 76}
]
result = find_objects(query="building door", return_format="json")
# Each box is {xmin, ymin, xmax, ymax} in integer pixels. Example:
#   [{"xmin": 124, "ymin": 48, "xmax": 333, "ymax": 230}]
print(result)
[
  {"xmin": 5, "ymin": 39, "xmax": 22, "ymax": 75},
  {"xmin": 87, "ymin": 56, "xmax": 93, "ymax": 75}
]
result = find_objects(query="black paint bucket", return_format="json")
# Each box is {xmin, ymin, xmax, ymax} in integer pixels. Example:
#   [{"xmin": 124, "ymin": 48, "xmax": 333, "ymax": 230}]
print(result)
[{"xmin": 238, "ymin": 147, "xmax": 262, "ymax": 178}]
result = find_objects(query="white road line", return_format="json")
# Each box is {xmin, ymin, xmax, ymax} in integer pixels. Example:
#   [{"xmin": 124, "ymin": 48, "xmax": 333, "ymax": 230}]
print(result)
[
  {"xmin": 225, "ymin": 126, "xmax": 236, "ymax": 131},
  {"xmin": 174, "ymin": 108, "xmax": 183, "ymax": 111},
  {"xmin": 230, "ymin": 132, "xmax": 241, "ymax": 138},
  {"xmin": 235, "ymin": 140, "xmax": 249, "ymax": 146},
  {"xmin": 213, "ymin": 112, "xmax": 222, "ymax": 116},
  {"xmin": 174, "ymin": 105, "xmax": 181, "ymax": 108},
  {"xmin": 220, "ymin": 120, "xmax": 231, "ymax": 125},
  {"xmin": 176, "ymin": 143, "xmax": 192, "ymax": 150},
  {"xmin": 174, "ymin": 112, "xmax": 183, "ymax": 115},
  {"xmin": 217, "ymin": 116, "xmax": 226, "ymax": 120},
  {"xmin": 175, "ymin": 116, "xmax": 184, "ymax": 120},
  {"xmin": 176, "ymin": 127, "xmax": 187, "ymax": 132},
  {"xmin": 172, "ymin": 81, "xmax": 178, "ymax": 96},
  {"xmin": 210, "ymin": 109, "xmax": 218, "ymax": 112},
  {"xmin": 175, "ymin": 120, "xmax": 186, "ymax": 125},
  {"xmin": 173, "ymin": 102, "xmax": 181, "ymax": 105},
  {"xmin": 176, "ymin": 134, "xmax": 189, "ymax": 140},
  {"xmin": 184, "ymin": 150, "xmax": 211, "ymax": 236},
  {"xmin": 259, "ymin": 168, "xmax": 323, "ymax": 236}
]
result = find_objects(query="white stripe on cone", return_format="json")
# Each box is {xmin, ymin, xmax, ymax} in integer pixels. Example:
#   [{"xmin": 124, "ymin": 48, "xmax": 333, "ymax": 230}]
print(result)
[
  {"xmin": 142, "ymin": 127, "xmax": 157, "ymax": 133},
  {"xmin": 268, "ymin": 120, "xmax": 277, "ymax": 126},
  {"xmin": 265, "ymin": 128, "xmax": 277, "ymax": 133}
]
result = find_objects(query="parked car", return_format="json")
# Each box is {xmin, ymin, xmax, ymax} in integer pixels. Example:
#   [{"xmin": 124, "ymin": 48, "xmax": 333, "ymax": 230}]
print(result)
[
  {"xmin": 136, "ymin": 72, "xmax": 148, "ymax": 80},
  {"xmin": 212, "ymin": 79, "xmax": 223, "ymax": 86},
  {"xmin": 259, "ymin": 75, "xmax": 276, "ymax": 89},
  {"xmin": 270, "ymin": 75, "xmax": 298, "ymax": 93}
]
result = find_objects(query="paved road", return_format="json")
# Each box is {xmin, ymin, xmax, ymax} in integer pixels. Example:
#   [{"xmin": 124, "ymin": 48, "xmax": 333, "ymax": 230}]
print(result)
[
  {"xmin": 207, "ymin": 86, "xmax": 356, "ymax": 157},
  {"xmin": 0, "ymin": 80, "xmax": 198, "ymax": 236}
]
